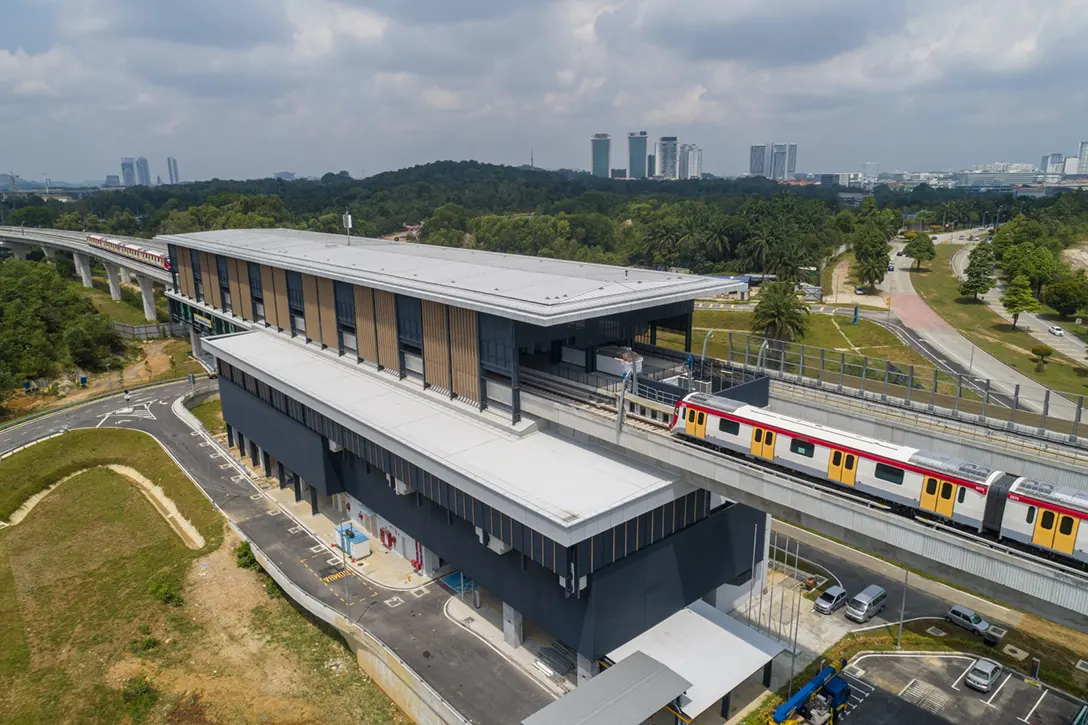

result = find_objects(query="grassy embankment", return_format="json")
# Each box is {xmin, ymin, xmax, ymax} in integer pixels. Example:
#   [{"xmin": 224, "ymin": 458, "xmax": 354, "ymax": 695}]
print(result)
[
  {"xmin": 72, "ymin": 278, "xmax": 169, "ymax": 325},
  {"xmin": 0, "ymin": 429, "xmax": 404, "ymax": 724},
  {"xmin": 189, "ymin": 397, "xmax": 225, "ymax": 435},
  {"xmin": 911, "ymin": 245, "xmax": 1088, "ymax": 395}
]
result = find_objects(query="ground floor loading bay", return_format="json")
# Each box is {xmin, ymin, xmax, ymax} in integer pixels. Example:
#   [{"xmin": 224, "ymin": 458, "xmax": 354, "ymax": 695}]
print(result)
[{"xmin": 203, "ymin": 328, "xmax": 766, "ymax": 664}]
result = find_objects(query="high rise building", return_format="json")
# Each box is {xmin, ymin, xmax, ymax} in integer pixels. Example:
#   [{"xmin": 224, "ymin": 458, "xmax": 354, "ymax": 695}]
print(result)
[
  {"xmin": 627, "ymin": 131, "xmax": 648, "ymax": 179},
  {"xmin": 647, "ymin": 154, "xmax": 656, "ymax": 177},
  {"xmin": 749, "ymin": 145, "xmax": 769, "ymax": 176},
  {"xmin": 167, "ymin": 157, "xmax": 180, "ymax": 184},
  {"xmin": 678, "ymin": 144, "xmax": 690, "ymax": 180},
  {"xmin": 1065, "ymin": 157, "xmax": 1080, "ymax": 176},
  {"xmin": 591, "ymin": 133, "xmax": 611, "ymax": 178},
  {"xmin": 135, "ymin": 156, "xmax": 151, "ymax": 186},
  {"xmin": 770, "ymin": 144, "xmax": 788, "ymax": 180},
  {"xmin": 678, "ymin": 144, "xmax": 702, "ymax": 180},
  {"xmin": 104, "ymin": 174, "xmax": 121, "ymax": 187},
  {"xmin": 787, "ymin": 144, "xmax": 798, "ymax": 177},
  {"xmin": 121, "ymin": 157, "xmax": 136, "ymax": 187},
  {"xmin": 658, "ymin": 136, "xmax": 679, "ymax": 179},
  {"xmin": 861, "ymin": 161, "xmax": 880, "ymax": 178},
  {"xmin": 1078, "ymin": 142, "xmax": 1088, "ymax": 176}
]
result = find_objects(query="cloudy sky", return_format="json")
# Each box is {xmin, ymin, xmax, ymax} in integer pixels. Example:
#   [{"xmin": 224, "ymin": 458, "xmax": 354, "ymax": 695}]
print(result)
[{"xmin": 3, "ymin": 0, "xmax": 1087, "ymax": 183}]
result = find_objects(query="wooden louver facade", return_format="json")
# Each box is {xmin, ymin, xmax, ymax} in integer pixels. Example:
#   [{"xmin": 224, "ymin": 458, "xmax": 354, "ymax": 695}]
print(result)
[
  {"xmin": 302, "ymin": 274, "xmax": 321, "ymax": 343},
  {"xmin": 317, "ymin": 276, "xmax": 338, "ymax": 350},
  {"xmin": 353, "ymin": 285, "xmax": 380, "ymax": 364},
  {"xmin": 177, "ymin": 246, "xmax": 195, "ymax": 299},
  {"xmin": 259, "ymin": 265, "xmax": 277, "ymax": 328},
  {"xmin": 449, "ymin": 306, "xmax": 480, "ymax": 403},
  {"xmin": 227, "ymin": 258, "xmax": 243, "ymax": 317},
  {"xmin": 271, "ymin": 267, "xmax": 290, "ymax": 332},
  {"xmin": 206, "ymin": 253, "xmax": 223, "ymax": 310},
  {"xmin": 235, "ymin": 259, "xmax": 254, "ymax": 321},
  {"xmin": 373, "ymin": 289, "xmax": 400, "ymax": 373},
  {"xmin": 421, "ymin": 301, "xmax": 452, "ymax": 392}
]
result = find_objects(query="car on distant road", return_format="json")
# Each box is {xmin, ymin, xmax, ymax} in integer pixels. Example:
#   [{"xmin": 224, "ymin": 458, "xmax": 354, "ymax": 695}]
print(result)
[
  {"xmin": 964, "ymin": 658, "xmax": 1003, "ymax": 693},
  {"xmin": 854, "ymin": 286, "xmax": 865, "ymax": 295},
  {"xmin": 931, "ymin": 235, "xmax": 938, "ymax": 241},
  {"xmin": 1049, "ymin": 325, "xmax": 1065, "ymax": 336},
  {"xmin": 888, "ymin": 263, "xmax": 895, "ymax": 271},
  {"xmin": 946, "ymin": 604, "xmax": 991, "ymax": 635},
  {"xmin": 813, "ymin": 585, "xmax": 848, "ymax": 615},
  {"xmin": 896, "ymin": 250, "xmax": 904, "ymax": 256}
]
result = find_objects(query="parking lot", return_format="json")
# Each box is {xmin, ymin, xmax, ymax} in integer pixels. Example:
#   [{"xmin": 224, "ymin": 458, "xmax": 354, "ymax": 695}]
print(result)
[{"xmin": 840, "ymin": 653, "xmax": 1085, "ymax": 725}]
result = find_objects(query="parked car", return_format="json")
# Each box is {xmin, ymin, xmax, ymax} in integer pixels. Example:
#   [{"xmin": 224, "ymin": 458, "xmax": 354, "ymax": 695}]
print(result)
[
  {"xmin": 946, "ymin": 604, "xmax": 991, "ymax": 635},
  {"xmin": 888, "ymin": 263, "xmax": 895, "ymax": 271},
  {"xmin": 931, "ymin": 235, "xmax": 938, "ymax": 241},
  {"xmin": 845, "ymin": 585, "xmax": 887, "ymax": 623},
  {"xmin": 854, "ymin": 286, "xmax": 865, "ymax": 295},
  {"xmin": 1049, "ymin": 325, "xmax": 1065, "ymax": 336},
  {"xmin": 814, "ymin": 585, "xmax": 848, "ymax": 615},
  {"xmin": 896, "ymin": 250, "xmax": 904, "ymax": 256},
  {"xmin": 964, "ymin": 658, "xmax": 1003, "ymax": 692}
]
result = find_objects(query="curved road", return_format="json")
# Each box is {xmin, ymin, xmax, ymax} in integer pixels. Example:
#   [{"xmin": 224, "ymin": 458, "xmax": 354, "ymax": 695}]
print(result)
[{"xmin": 0, "ymin": 381, "xmax": 552, "ymax": 725}]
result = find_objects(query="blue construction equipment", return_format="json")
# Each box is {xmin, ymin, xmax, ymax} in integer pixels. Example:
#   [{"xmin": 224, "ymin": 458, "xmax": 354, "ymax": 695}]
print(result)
[{"xmin": 772, "ymin": 658, "xmax": 852, "ymax": 724}]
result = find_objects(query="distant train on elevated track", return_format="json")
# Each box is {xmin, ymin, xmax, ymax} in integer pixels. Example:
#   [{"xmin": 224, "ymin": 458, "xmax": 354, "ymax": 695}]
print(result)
[
  {"xmin": 671, "ymin": 393, "xmax": 1088, "ymax": 565},
  {"xmin": 86, "ymin": 233, "xmax": 171, "ymax": 271}
]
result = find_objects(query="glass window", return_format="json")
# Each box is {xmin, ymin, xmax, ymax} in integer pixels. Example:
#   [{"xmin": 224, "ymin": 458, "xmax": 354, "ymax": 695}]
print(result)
[
  {"xmin": 253, "ymin": 300, "xmax": 265, "ymax": 323},
  {"xmin": 765, "ymin": 432, "xmax": 774, "ymax": 446},
  {"xmin": 832, "ymin": 451, "xmax": 842, "ymax": 466},
  {"xmin": 958, "ymin": 487, "xmax": 966, "ymax": 503},
  {"xmin": 248, "ymin": 261, "xmax": 262, "ymax": 296},
  {"xmin": 1025, "ymin": 506, "xmax": 1035, "ymax": 524},
  {"xmin": 874, "ymin": 463, "xmax": 904, "ymax": 485},
  {"xmin": 194, "ymin": 279, "xmax": 204, "ymax": 303},
  {"xmin": 292, "ymin": 312, "xmax": 306, "ymax": 336},
  {"xmin": 696, "ymin": 412, "xmax": 704, "ymax": 425},
  {"xmin": 790, "ymin": 439, "xmax": 815, "ymax": 458},
  {"xmin": 718, "ymin": 418, "xmax": 740, "ymax": 435},
  {"xmin": 754, "ymin": 429, "xmax": 763, "ymax": 443},
  {"xmin": 341, "ymin": 330, "xmax": 358, "ymax": 356},
  {"xmin": 844, "ymin": 454, "xmax": 855, "ymax": 469},
  {"xmin": 926, "ymin": 478, "xmax": 938, "ymax": 495},
  {"xmin": 1041, "ymin": 510, "xmax": 1055, "ymax": 529},
  {"xmin": 222, "ymin": 290, "xmax": 232, "ymax": 313},
  {"xmin": 688, "ymin": 409, "xmax": 696, "ymax": 423},
  {"xmin": 940, "ymin": 482, "xmax": 953, "ymax": 499},
  {"xmin": 1058, "ymin": 516, "xmax": 1073, "ymax": 536}
]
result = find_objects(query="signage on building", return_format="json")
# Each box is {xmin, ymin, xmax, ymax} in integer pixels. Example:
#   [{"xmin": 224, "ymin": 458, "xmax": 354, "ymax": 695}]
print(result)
[{"xmin": 193, "ymin": 313, "xmax": 213, "ymax": 330}]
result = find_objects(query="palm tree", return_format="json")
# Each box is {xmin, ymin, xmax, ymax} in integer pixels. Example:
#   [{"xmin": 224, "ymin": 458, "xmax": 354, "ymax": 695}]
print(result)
[
  {"xmin": 750, "ymin": 281, "xmax": 808, "ymax": 342},
  {"xmin": 857, "ymin": 253, "xmax": 888, "ymax": 291}
]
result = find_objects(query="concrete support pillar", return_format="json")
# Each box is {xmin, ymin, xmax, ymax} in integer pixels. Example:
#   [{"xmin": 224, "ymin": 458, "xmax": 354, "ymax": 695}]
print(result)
[
  {"xmin": 309, "ymin": 484, "xmax": 319, "ymax": 516},
  {"xmin": 277, "ymin": 462, "xmax": 286, "ymax": 489},
  {"xmin": 41, "ymin": 246, "xmax": 55, "ymax": 259},
  {"xmin": 119, "ymin": 267, "xmax": 131, "ymax": 284},
  {"xmin": 6, "ymin": 241, "xmax": 30, "ymax": 260},
  {"xmin": 104, "ymin": 263, "xmax": 122, "ymax": 300},
  {"xmin": 135, "ymin": 275, "xmax": 157, "ymax": 321},
  {"xmin": 189, "ymin": 325, "xmax": 203, "ymax": 359},
  {"xmin": 576, "ymin": 653, "xmax": 599, "ymax": 685},
  {"xmin": 502, "ymin": 601, "xmax": 524, "ymax": 648},
  {"xmin": 73, "ymin": 252, "xmax": 93, "ymax": 287}
]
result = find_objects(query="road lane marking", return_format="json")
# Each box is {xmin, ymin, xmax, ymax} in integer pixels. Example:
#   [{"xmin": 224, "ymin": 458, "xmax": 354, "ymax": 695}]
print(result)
[
  {"xmin": 950, "ymin": 661, "xmax": 975, "ymax": 691},
  {"xmin": 981, "ymin": 673, "xmax": 1012, "ymax": 707},
  {"xmin": 1018, "ymin": 689, "xmax": 1048, "ymax": 723}
]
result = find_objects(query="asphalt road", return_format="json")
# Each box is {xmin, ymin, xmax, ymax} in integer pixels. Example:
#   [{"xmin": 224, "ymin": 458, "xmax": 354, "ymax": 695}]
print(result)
[{"xmin": 0, "ymin": 381, "xmax": 553, "ymax": 725}]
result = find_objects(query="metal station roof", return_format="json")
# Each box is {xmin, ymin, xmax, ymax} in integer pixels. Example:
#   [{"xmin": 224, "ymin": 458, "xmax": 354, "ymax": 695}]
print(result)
[
  {"xmin": 158, "ymin": 228, "xmax": 740, "ymax": 326},
  {"xmin": 522, "ymin": 652, "xmax": 691, "ymax": 725},
  {"xmin": 202, "ymin": 330, "xmax": 690, "ymax": 545},
  {"xmin": 606, "ymin": 599, "xmax": 785, "ymax": 720}
]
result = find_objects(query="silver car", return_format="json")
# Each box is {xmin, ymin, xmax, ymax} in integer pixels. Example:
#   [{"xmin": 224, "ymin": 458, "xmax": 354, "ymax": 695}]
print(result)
[
  {"xmin": 965, "ymin": 658, "xmax": 1003, "ymax": 692},
  {"xmin": 946, "ymin": 604, "xmax": 991, "ymax": 635},
  {"xmin": 813, "ymin": 585, "xmax": 847, "ymax": 615}
]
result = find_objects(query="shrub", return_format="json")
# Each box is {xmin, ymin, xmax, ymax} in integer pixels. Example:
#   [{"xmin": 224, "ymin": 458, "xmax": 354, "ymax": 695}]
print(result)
[
  {"xmin": 121, "ymin": 676, "xmax": 159, "ymax": 722},
  {"xmin": 234, "ymin": 541, "xmax": 259, "ymax": 570},
  {"xmin": 129, "ymin": 636, "xmax": 160, "ymax": 655},
  {"xmin": 147, "ymin": 571, "xmax": 184, "ymax": 607}
]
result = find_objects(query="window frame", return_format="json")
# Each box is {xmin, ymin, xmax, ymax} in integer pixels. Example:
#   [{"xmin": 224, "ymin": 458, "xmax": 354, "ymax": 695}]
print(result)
[
  {"xmin": 718, "ymin": 418, "xmax": 740, "ymax": 436},
  {"xmin": 874, "ymin": 462, "xmax": 904, "ymax": 485},
  {"xmin": 789, "ymin": 438, "xmax": 815, "ymax": 458}
]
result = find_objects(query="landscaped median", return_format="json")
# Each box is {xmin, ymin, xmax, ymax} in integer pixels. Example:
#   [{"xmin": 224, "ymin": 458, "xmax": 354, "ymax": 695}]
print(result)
[{"xmin": 739, "ymin": 617, "xmax": 1088, "ymax": 725}]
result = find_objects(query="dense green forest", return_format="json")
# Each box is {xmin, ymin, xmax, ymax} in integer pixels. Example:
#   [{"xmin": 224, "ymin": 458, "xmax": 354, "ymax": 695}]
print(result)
[
  {"xmin": 7, "ymin": 161, "xmax": 1088, "ymax": 281},
  {"xmin": 0, "ymin": 260, "xmax": 125, "ymax": 404}
]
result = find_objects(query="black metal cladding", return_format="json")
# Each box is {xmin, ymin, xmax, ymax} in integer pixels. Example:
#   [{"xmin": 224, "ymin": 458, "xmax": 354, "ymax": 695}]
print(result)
[
  {"xmin": 167, "ymin": 244, "xmax": 179, "ymax": 292},
  {"xmin": 395, "ymin": 295, "xmax": 423, "ymax": 345},
  {"xmin": 285, "ymin": 271, "xmax": 304, "ymax": 311},
  {"xmin": 216, "ymin": 358, "xmax": 713, "ymax": 578},
  {"xmin": 190, "ymin": 249, "xmax": 201, "ymax": 281},
  {"xmin": 479, "ymin": 313, "xmax": 515, "ymax": 373},
  {"xmin": 216, "ymin": 255, "xmax": 229, "ymax": 282},
  {"xmin": 248, "ymin": 261, "xmax": 262, "ymax": 297},
  {"xmin": 334, "ymin": 281, "xmax": 355, "ymax": 326}
]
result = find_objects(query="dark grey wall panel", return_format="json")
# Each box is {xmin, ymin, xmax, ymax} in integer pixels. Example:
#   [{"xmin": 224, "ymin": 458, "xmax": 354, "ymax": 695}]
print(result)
[{"xmin": 219, "ymin": 378, "xmax": 341, "ymax": 494}]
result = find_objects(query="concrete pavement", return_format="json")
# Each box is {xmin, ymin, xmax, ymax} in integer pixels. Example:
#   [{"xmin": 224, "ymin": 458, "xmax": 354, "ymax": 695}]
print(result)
[
  {"xmin": 0, "ymin": 382, "xmax": 554, "ymax": 724},
  {"xmin": 951, "ymin": 243, "xmax": 1088, "ymax": 363}
]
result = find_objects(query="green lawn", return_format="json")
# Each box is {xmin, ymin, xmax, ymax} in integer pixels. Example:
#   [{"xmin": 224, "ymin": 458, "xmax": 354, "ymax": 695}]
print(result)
[
  {"xmin": 70, "ymin": 280, "xmax": 152, "ymax": 326},
  {"xmin": 189, "ymin": 397, "xmax": 225, "ymax": 435},
  {"xmin": 911, "ymin": 245, "xmax": 1088, "ymax": 396}
]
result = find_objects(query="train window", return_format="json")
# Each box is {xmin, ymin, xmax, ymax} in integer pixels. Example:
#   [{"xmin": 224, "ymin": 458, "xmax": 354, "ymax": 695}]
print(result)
[
  {"xmin": 874, "ymin": 463, "xmax": 904, "ymax": 485},
  {"xmin": 688, "ymin": 409, "xmax": 696, "ymax": 423},
  {"xmin": 754, "ymin": 429, "xmax": 763, "ymax": 443},
  {"xmin": 1040, "ymin": 510, "xmax": 1055, "ymax": 529},
  {"xmin": 1059, "ymin": 516, "xmax": 1073, "ymax": 536},
  {"xmin": 718, "ymin": 419, "xmax": 740, "ymax": 435},
  {"xmin": 789, "ymin": 439, "xmax": 814, "ymax": 457},
  {"xmin": 957, "ymin": 488, "xmax": 966, "ymax": 504},
  {"xmin": 844, "ymin": 454, "xmax": 855, "ymax": 469},
  {"xmin": 940, "ymin": 482, "xmax": 953, "ymax": 499},
  {"xmin": 832, "ymin": 451, "xmax": 842, "ymax": 466},
  {"xmin": 765, "ymin": 431, "xmax": 774, "ymax": 446},
  {"xmin": 1025, "ymin": 506, "xmax": 1035, "ymax": 524},
  {"xmin": 697, "ymin": 412, "xmax": 705, "ymax": 425},
  {"xmin": 926, "ymin": 478, "xmax": 938, "ymax": 495}
]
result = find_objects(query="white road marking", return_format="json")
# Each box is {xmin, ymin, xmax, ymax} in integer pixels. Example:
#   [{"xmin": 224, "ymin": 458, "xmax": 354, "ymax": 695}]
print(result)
[
  {"xmin": 951, "ymin": 661, "xmax": 975, "ymax": 691},
  {"xmin": 1018, "ymin": 689, "xmax": 1048, "ymax": 723},
  {"xmin": 981, "ymin": 673, "xmax": 1012, "ymax": 707},
  {"xmin": 898, "ymin": 678, "xmax": 917, "ymax": 697}
]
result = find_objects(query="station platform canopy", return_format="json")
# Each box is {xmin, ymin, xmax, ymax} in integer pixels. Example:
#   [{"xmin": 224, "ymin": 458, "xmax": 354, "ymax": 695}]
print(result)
[
  {"xmin": 605, "ymin": 599, "xmax": 786, "ymax": 721},
  {"xmin": 522, "ymin": 651, "xmax": 691, "ymax": 725}
]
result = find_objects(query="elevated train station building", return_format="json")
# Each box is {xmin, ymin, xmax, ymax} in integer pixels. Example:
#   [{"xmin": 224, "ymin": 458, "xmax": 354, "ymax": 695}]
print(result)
[{"xmin": 163, "ymin": 229, "xmax": 767, "ymax": 714}]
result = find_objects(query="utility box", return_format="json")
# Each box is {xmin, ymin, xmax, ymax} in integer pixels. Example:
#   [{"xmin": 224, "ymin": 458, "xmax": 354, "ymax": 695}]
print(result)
[
  {"xmin": 597, "ymin": 346, "xmax": 643, "ymax": 377},
  {"xmin": 336, "ymin": 521, "xmax": 370, "ymax": 559}
]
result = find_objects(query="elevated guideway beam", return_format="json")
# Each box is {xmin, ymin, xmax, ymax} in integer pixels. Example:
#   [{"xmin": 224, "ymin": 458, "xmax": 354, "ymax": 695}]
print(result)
[{"xmin": 521, "ymin": 391, "xmax": 1088, "ymax": 631}]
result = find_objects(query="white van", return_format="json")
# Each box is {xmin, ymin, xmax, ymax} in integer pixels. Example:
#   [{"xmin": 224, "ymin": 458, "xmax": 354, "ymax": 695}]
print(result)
[{"xmin": 845, "ymin": 584, "xmax": 887, "ymax": 623}]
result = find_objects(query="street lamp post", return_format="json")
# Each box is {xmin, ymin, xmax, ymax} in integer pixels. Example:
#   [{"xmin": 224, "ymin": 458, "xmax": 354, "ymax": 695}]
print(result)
[{"xmin": 700, "ymin": 330, "xmax": 713, "ymax": 379}]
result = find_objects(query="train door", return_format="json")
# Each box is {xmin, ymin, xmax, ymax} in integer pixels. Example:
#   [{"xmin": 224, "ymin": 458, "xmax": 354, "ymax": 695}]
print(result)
[
  {"xmin": 750, "ymin": 428, "xmax": 775, "ymax": 458},
  {"xmin": 684, "ymin": 408, "xmax": 707, "ymax": 438},
  {"xmin": 827, "ymin": 450, "xmax": 857, "ymax": 485},
  {"xmin": 1032, "ymin": 509, "xmax": 1057, "ymax": 549},
  {"xmin": 935, "ymin": 481, "xmax": 958, "ymax": 518},
  {"xmin": 1052, "ymin": 513, "xmax": 1079, "ymax": 556},
  {"xmin": 920, "ymin": 476, "xmax": 939, "ymax": 512}
]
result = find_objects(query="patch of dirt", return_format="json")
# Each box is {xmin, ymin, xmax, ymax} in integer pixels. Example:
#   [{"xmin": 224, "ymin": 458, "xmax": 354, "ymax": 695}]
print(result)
[
  {"xmin": 828, "ymin": 257, "xmax": 888, "ymax": 308},
  {"xmin": 1062, "ymin": 246, "xmax": 1088, "ymax": 271}
]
